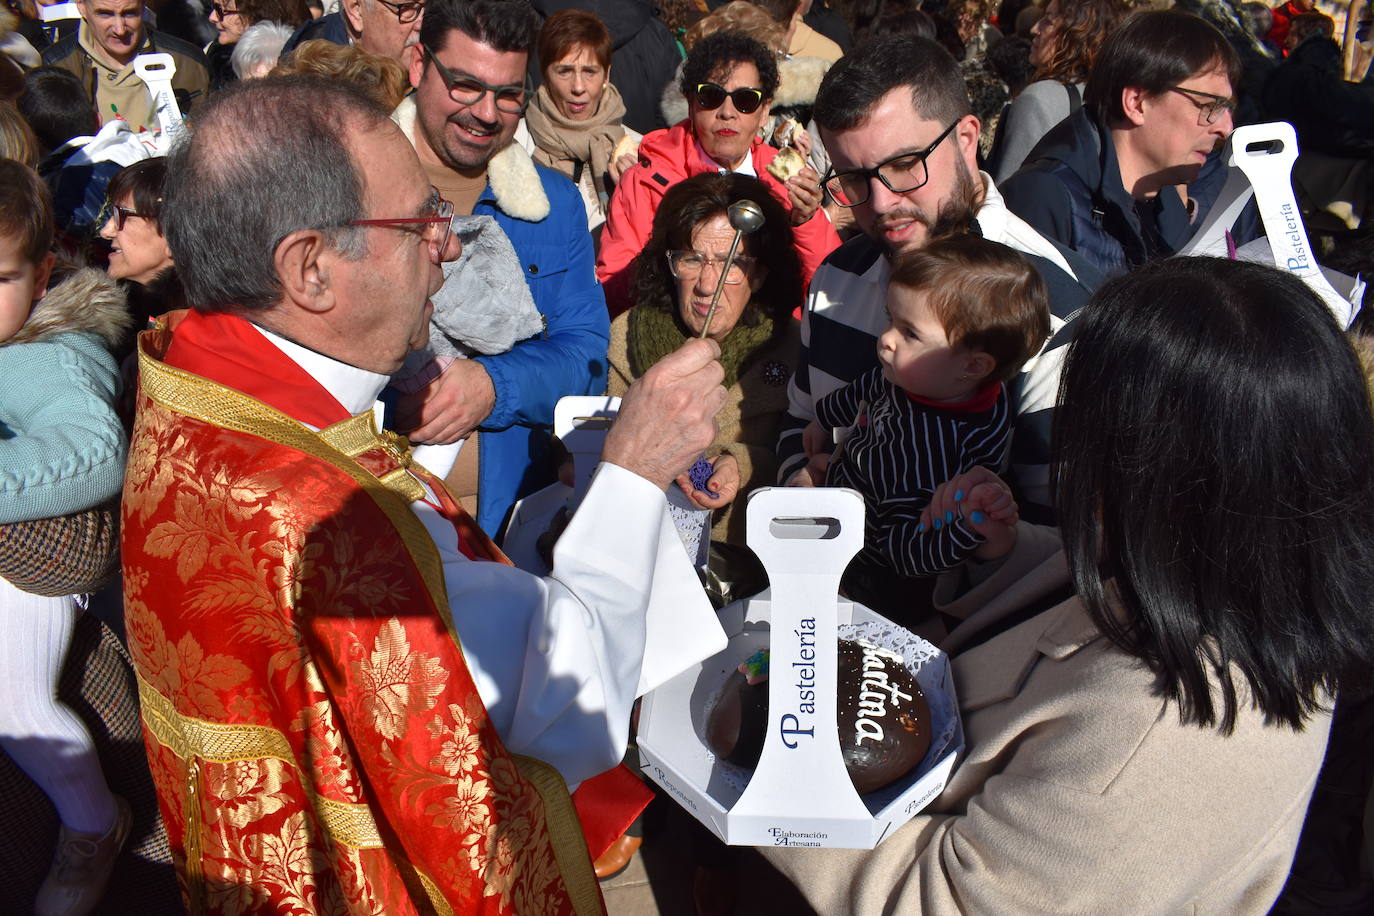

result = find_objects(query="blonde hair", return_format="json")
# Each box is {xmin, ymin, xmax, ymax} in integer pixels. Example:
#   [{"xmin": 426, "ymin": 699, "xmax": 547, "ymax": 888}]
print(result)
[
  {"xmin": 684, "ymin": 1, "xmax": 786, "ymax": 55},
  {"xmin": 0, "ymin": 103, "xmax": 39, "ymax": 167},
  {"xmin": 270, "ymin": 40, "xmax": 410, "ymax": 111}
]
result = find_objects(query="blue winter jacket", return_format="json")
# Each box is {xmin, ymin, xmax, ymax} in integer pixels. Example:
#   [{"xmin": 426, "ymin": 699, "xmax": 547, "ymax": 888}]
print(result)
[{"xmin": 470, "ymin": 162, "xmax": 610, "ymax": 537}]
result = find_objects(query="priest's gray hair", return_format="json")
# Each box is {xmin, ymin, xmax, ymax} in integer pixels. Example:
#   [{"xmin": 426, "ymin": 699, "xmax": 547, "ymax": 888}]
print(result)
[{"xmin": 163, "ymin": 76, "xmax": 386, "ymax": 314}]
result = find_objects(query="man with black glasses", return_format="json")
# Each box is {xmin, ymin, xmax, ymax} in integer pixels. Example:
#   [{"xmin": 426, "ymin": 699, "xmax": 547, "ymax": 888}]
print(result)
[
  {"xmin": 779, "ymin": 34, "xmax": 1102, "ymax": 527},
  {"xmin": 280, "ymin": 0, "xmax": 424, "ymax": 62},
  {"xmin": 392, "ymin": 0, "xmax": 610, "ymax": 539},
  {"xmin": 1002, "ymin": 11, "xmax": 1239, "ymax": 278},
  {"xmin": 596, "ymin": 31, "xmax": 839, "ymax": 316}
]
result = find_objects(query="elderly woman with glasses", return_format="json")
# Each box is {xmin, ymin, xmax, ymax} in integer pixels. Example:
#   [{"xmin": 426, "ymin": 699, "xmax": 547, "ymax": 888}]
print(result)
[
  {"xmin": 596, "ymin": 31, "xmax": 839, "ymax": 318},
  {"xmin": 98, "ymin": 158, "xmax": 184, "ymax": 327},
  {"xmin": 605, "ymin": 172, "xmax": 802, "ymax": 587}
]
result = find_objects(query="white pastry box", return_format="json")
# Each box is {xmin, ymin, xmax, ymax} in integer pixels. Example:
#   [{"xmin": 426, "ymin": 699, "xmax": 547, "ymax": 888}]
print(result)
[{"xmin": 637, "ymin": 487, "xmax": 965, "ymax": 849}]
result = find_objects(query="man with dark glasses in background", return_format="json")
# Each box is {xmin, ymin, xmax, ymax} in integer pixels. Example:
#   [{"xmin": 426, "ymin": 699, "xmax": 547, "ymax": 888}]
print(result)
[
  {"xmin": 596, "ymin": 30, "xmax": 840, "ymax": 317},
  {"xmin": 1001, "ymin": 10, "xmax": 1241, "ymax": 279}
]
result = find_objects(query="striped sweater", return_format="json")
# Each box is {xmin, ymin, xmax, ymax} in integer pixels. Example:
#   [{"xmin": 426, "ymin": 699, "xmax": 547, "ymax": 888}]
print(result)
[
  {"xmin": 819, "ymin": 370, "xmax": 1010, "ymax": 577},
  {"xmin": 777, "ymin": 175, "xmax": 1103, "ymax": 524}
]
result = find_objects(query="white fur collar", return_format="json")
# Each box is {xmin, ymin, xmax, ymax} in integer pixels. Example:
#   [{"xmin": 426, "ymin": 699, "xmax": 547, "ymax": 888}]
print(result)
[{"xmin": 392, "ymin": 95, "xmax": 550, "ymax": 223}]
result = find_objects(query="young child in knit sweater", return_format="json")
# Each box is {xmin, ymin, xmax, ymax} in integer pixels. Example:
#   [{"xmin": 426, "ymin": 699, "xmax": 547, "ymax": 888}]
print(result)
[
  {"xmin": 0, "ymin": 159, "xmax": 132, "ymax": 915},
  {"xmin": 803, "ymin": 235, "xmax": 1049, "ymax": 624}
]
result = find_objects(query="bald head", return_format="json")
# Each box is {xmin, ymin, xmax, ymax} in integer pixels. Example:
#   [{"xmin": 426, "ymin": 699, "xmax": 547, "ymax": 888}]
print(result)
[{"xmin": 164, "ymin": 76, "xmax": 394, "ymax": 313}]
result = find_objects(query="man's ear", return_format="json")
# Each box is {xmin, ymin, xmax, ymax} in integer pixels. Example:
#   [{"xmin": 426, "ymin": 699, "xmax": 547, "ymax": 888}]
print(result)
[
  {"xmin": 273, "ymin": 229, "xmax": 336, "ymax": 315},
  {"xmin": 1120, "ymin": 86, "xmax": 1149, "ymax": 127},
  {"xmin": 954, "ymin": 113, "xmax": 982, "ymax": 175},
  {"xmin": 407, "ymin": 41, "xmax": 426, "ymax": 89},
  {"xmin": 32, "ymin": 252, "xmax": 56, "ymax": 304},
  {"xmin": 963, "ymin": 349, "xmax": 997, "ymax": 383},
  {"xmin": 340, "ymin": 0, "xmax": 367, "ymax": 37}
]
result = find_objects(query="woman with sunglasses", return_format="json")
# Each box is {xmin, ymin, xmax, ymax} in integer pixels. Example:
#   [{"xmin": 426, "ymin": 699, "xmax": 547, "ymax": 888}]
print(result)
[
  {"xmin": 204, "ymin": 0, "xmax": 310, "ymax": 88},
  {"xmin": 98, "ymin": 158, "xmax": 183, "ymax": 328},
  {"xmin": 597, "ymin": 31, "xmax": 839, "ymax": 318}
]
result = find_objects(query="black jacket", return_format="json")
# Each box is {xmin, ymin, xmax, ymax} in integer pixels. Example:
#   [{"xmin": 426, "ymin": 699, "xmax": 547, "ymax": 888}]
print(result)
[
  {"xmin": 1262, "ymin": 37, "xmax": 1374, "ymax": 159},
  {"xmin": 1000, "ymin": 108, "xmax": 1194, "ymax": 278},
  {"xmin": 532, "ymin": 0, "xmax": 682, "ymax": 135}
]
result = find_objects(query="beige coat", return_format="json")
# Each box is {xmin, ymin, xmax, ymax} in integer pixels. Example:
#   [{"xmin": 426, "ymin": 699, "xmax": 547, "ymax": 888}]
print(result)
[
  {"xmin": 606, "ymin": 311, "xmax": 799, "ymax": 546},
  {"xmin": 761, "ymin": 524, "xmax": 1332, "ymax": 915}
]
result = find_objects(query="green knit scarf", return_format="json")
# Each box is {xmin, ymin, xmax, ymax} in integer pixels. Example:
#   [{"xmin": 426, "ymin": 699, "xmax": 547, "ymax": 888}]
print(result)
[{"xmin": 627, "ymin": 306, "xmax": 777, "ymax": 390}]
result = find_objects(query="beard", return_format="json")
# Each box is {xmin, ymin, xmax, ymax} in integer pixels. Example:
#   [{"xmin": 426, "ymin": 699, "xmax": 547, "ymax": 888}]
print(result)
[{"xmin": 869, "ymin": 155, "xmax": 984, "ymax": 257}]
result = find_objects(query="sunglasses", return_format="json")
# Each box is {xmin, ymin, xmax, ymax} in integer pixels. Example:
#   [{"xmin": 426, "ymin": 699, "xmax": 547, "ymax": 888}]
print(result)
[
  {"xmin": 209, "ymin": 2, "xmax": 240, "ymax": 18},
  {"xmin": 693, "ymin": 82, "xmax": 765, "ymax": 115}
]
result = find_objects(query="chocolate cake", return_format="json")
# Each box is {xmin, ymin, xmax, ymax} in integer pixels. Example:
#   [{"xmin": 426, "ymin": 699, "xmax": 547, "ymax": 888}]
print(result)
[{"xmin": 705, "ymin": 640, "xmax": 932, "ymax": 794}]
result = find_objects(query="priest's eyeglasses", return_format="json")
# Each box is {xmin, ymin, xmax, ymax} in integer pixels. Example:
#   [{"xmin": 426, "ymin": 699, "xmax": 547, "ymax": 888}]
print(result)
[
  {"xmin": 666, "ymin": 250, "xmax": 757, "ymax": 285},
  {"xmin": 422, "ymin": 44, "xmax": 531, "ymax": 113},
  {"xmin": 349, "ymin": 195, "xmax": 456, "ymax": 261},
  {"xmin": 1168, "ymin": 86, "xmax": 1236, "ymax": 126},
  {"xmin": 822, "ymin": 119, "xmax": 960, "ymax": 208}
]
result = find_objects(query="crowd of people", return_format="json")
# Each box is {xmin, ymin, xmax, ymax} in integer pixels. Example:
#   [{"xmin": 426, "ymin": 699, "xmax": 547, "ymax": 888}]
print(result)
[{"xmin": 0, "ymin": 0, "xmax": 1372, "ymax": 914}]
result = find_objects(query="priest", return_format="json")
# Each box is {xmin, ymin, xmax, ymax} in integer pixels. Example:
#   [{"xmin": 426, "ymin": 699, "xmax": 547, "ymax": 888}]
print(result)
[{"xmin": 122, "ymin": 74, "xmax": 726, "ymax": 914}]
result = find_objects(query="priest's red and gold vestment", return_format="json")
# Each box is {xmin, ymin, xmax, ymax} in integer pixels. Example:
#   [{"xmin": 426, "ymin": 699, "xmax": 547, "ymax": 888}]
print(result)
[{"xmin": 122, "ymin": 313, "xmax": 604, "ymax": 915}]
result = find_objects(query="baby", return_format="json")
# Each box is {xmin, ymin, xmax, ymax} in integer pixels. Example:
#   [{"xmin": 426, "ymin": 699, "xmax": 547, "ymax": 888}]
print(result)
[
  {"xmin": 0, "ymin": 159, "xmax": 132, "ymax": 914},
  {"xmin": 806, "ymin": 235, "xmax": 1049, "ymax": 620}
]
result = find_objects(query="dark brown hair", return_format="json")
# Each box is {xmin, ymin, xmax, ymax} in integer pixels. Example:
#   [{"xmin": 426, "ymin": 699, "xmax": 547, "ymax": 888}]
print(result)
[
  {"xmin": 538, "ymin": 8, "xmax": 613, "ymax": 71},
  {"xmin": 631, "ymin": 172, "xmax": 801, "ymax": 329},
  {"xmin": 105, "ymin": 157, "xmax": 167, "ymax": 227},
  {"xmin": 1032, "ymin": 0, "xmax": 1134, "ymax": 85},
  {"xmin": 888, "ymin": 235, "xmax": 1049, "ymax": 384},
  {"xmin": 0, "ymin": 158, "xmax": 55, "ymax": 263}
]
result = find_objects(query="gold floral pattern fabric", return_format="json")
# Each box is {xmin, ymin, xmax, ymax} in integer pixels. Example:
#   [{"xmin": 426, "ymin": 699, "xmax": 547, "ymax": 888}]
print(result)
[{"xmin": 123, "ymin": 332, "xmax": 595, "ymax": 915}]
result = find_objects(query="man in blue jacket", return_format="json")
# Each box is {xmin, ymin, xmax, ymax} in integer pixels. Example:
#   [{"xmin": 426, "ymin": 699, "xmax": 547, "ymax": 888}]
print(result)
[{"xmin": 394, "ymin": 0, "xmax": 609, "ymax": 538}]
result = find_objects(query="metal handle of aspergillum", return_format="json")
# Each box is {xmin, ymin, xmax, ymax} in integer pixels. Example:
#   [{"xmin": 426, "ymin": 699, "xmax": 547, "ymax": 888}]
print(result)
[{"xmin": 698, "ymin": 200, "xmax": 766, "ymax": 340}]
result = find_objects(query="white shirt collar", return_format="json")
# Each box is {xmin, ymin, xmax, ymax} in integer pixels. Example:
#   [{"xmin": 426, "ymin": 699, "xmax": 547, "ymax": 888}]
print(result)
[
  {"xmin": 252, "ymin": 324, "xmax": 391, "ymax": 420},
  {"xmin": 695, "ymin": 137, "xmax": 757, "ymax": 177},
  {"xmin": 976, "ymin": 171, "xmax": 1075, "ymax": 279}
]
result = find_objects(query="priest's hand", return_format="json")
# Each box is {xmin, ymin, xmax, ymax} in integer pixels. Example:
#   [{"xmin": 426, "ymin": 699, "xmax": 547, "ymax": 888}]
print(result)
[
  {"xmin": 605, "ymin": 338, "xmax": 726, "ymax": 490},
  {"xmin": 395, "ymin": 360, "xmax": 497, "ymax": 444}
]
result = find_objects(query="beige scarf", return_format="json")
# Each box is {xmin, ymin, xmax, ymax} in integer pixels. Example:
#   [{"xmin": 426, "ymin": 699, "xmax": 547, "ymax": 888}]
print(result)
[{"xmin": 525, "ymin": 82, "xmax": 628, "ymax": 206}]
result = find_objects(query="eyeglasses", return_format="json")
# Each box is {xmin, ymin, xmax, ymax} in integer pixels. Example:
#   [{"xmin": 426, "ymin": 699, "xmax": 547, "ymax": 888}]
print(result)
[
  {"xmin": 665, "ymin": 250, "xmax": 757, "ymax": 286},
  {"xmin": 209, "ymin": 2, "xmax": 240, "ymax": 18},
  {"xmin": 422, "ymin": 44, "xmax": 530, "ymax": 114},
  {"xmin": 112, "ymin": 204, "xmax": 152, "ymax": 230},
  {"xmin": 692, "ymin": 82, "xmax": 765, "ymax": 115},
  {"xmin": 375, "ymin": 0, "xmax": 424, "ymax": 24},
  {"xmin": 822, "ymin": 119, "xmax": 960, "ymax": 208},
  {"xmin": 1168, "ymin": 86, "xmax": 1235, "ymax": 126},
  {"xmin": 349, "ymin": 194, "xmax": 456, "ymax": 261}
]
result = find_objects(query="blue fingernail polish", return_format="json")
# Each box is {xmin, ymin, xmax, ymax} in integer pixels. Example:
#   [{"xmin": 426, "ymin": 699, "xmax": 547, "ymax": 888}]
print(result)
[
  {"xmin": 944, "ymin": 510, "xmax": 954, "ymax": 523},
  {"xmin": 933, "ymin": 518, "xmax": 942, "ymax": 530},
  {"xmin": 917, "ymin": 523, "xmax": 926, "ymax": 533},
  {"xmin": 954, "ymin": 490, "xmax": 965, "ymax": 501},
  {"xmin": 971, "ymin": 511, "xmax": 985, "ymax": 524}
]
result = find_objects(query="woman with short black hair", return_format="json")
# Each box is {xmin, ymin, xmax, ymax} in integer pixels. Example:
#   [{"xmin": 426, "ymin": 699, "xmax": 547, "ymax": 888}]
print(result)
[{"xmin": 758, "ymin": 256, "xmax": 1374, "ymax": 914}]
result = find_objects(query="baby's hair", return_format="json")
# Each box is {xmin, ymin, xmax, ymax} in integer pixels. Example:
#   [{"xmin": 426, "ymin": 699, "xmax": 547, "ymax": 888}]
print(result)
[
  {"xmin": 0, "ymin": 158, "xmax": 54, "ymax": 264},
  {"xmin": 888, "ymin": 235, "xmax": 1050, "ymax": 383}
]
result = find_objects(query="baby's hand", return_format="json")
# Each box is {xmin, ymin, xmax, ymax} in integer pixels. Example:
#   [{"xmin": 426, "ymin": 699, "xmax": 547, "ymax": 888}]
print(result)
[
  {"xmin": 675, "ymin": 453, "xmax": 740, "ymax": 509},
  {"xmin": 918, "ymin": 466, "xmax": 1019, "ymax": 560}
]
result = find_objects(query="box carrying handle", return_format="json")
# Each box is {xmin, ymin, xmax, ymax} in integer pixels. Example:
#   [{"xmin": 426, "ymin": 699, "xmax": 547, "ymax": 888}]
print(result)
[
  {"xmin": 553, "ymin": 395, "xmax": 619, "ymax": 504},
  {"xmin": 133, "ymin": 53, "xmax": 182, "ymax": 137},
  {"xmin": 731, "ymin": 488, "xmax": 872, "ymax": 824}
]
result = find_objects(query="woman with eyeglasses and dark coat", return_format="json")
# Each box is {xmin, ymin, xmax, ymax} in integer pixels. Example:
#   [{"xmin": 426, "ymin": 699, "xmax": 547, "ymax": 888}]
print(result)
[
  {"xmin": 98, "ymin": 158, "xmax": 184, "ymax": 332},
  {"xmin": 596, "ymin": 31, "xmax": 839, "ymax": 317},
  {"xmin": 203, "ymin": 0, "xmax": 310, "ymax": 88}
]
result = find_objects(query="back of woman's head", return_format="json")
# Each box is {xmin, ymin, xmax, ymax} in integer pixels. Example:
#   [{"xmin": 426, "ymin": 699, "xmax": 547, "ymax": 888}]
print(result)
[
  {"xmin": 632, "ymin": 172, "xmax": 801, "ymax": 327},
  {"xmin": 0, "ymin": 102, "xmax": 38, "ymax": 167},
  {"xmin": 1054, "ymin": 257, "xmax": 1374, "ymax": 733}
]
